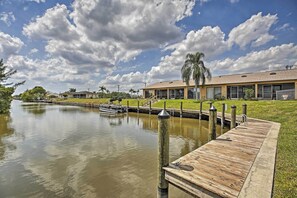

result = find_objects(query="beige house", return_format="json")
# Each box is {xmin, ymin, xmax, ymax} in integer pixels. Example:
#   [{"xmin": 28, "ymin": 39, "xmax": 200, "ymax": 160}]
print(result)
[
  {"xmin": 143, "ymin": 69, "xmax": 297, "ymax": 100},
  {"xmin": 59, "ymin": 91, "xmax": 97, "ymax": 99}
]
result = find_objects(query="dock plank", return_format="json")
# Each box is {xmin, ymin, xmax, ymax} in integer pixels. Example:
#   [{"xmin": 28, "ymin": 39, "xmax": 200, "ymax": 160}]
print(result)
[{"xmin": 164, "ymin": 118, "xmax": 278, "ymax": 198}]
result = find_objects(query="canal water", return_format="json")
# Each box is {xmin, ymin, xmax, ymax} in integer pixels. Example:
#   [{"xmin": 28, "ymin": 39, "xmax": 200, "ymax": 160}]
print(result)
[{"xmin": 0, "ymin": 101, "xmax": 227, "ymax": 197}]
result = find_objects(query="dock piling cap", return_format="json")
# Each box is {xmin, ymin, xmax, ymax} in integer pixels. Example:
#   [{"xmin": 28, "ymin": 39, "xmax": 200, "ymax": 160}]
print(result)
[
  {"xmin": 158, "ymin": 109, "xmax": 170, "ymax": 119},
  {"xmin": 209, "ymin": 105, "xmax": 217, "ymax": 111}
]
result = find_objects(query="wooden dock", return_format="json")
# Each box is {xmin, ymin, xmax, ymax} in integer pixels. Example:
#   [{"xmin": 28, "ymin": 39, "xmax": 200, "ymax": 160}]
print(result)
[{"xmin": 164, "ymin": 118, "xmax": 280, "ymax": 198}]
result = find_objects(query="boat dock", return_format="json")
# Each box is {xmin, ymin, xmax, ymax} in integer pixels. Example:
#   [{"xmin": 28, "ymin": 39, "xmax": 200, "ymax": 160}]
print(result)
[{"xmin": 164, "ymin": 118, "xmax": 280, "ymax": 198}]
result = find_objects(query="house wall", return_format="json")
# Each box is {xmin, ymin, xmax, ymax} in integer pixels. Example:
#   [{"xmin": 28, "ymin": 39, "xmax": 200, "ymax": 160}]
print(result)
[
  {"xmin": 295, "ymin": 81, "xmax": 297, "ymax": 99},
  {"xmin": 221, "ymin": 85, "xmax": 227, "ymax": 98},
  {"xmin": 200, "ymin": 87, "xmax": 206, "ymax": 100}
]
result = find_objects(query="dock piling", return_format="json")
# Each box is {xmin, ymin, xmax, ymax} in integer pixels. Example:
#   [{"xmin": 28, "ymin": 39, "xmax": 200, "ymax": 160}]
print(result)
[
  {"xmin": 137, "ymin": 100, "xmax": 139, "ymax": 113},
  {"xmin": 209, "ymin": 101, "xmax": 213, "ymax": 109},
  {"xmin": 149, "ymin": 101, "xmax": 152, "ymax": 115},
  {"xmin": 209, "ymin": 106, "xmax": 217, "ymax": 140},
  {"xmin": 199, "ymin": 101, "xmax": 203, "ymax": 120},
  {"xmin": 231, "ymin": 105, "xmax": 236, "ymax": 129},
  {"xmin": 157, "ymin": 110, "xmax": 170, "ymax": 198},
  {"xmin": 242, "ymin": 104, "xmax": 247, "ymax": 122},
  {"xmin": 180, "ymin": 102, "xmax": 183, "ymax": 118},
  {"xmin": 221, "ymin": 103, "xmax": 225, "ymax": 128},
  {"xmin": 163, "ymin": 101, "xmax": 166, "ymax": 110},
  {"xmin": 127, "ymin": 101, "xmax": 129, "ymax": 113}
]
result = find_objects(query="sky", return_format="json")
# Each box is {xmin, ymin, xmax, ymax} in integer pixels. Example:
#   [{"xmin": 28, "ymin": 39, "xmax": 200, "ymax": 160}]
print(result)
[{"xmin": 0, "ymin": 0, "xmax": 297, "ymax": 94}]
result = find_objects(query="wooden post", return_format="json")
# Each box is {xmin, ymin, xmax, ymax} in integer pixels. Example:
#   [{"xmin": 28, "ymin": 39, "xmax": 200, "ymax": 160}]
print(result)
[
  {"xmin": 199, "ymin": 101, "xmax": 203, "ymax": 120},
  {"xmin": 180, "ymin": 101, "xmax": 183, "ymax": 118},
  {"xmin": 231, "ymin": 105, "xmax": 236, "ymax": 129},
  {"xmin": 163, "ymin": 101, "xmax": 166, "ymax": 110},
  {"xmin": 137, "ymin": 100, "xmax": 139, "ymax": 113},
  {"xmin": 127, "ymin": 100, "xmax": 129, "ymax": 113},
  {"xmin": 242, "ymin": 103, "xmax": 247, "ymax": 122},
  {"xmin": 209, "ymin": 102, "xmax": 213, "ymax": 109},
  {"xmin": 149, "ymin": 100, "xmax": 152, "ymax": 115},
  {"xmin": 157, "ymin": 110, "xmax": 170, "ymax": 198},
  {"xmin": 209, "ymin": 106, "xmax": 217, "ymax": 141},
  {"xmin": 221, "ymin": 103, "xmax": 225, "ymax": 128}
]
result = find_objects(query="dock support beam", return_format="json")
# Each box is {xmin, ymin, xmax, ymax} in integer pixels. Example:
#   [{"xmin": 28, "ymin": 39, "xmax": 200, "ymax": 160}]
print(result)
[
  {"xmin": 157, "ymin": 109, "xmax": 170, "ymax": 198},
  {"xmin": 231, "ymin": 105, "xmax": 236, "ymax": 129},
  {"xmin": 127, "ymin": 101, "xmax": 129, "ymax": 113},
  {"xmin": 199, "ymin": 101, "xmax": 203, "ymax": 120},
  {"xmin": 209, "ymin": 106, "xmax": 217, "ymax": 140},
  {"xmin": 180, "ymin": 102, "xmax": 183, "ymax": 118},
  {"xmin": 242, "ymin": 104, "xmax": 247, "ymax": 122},
  {"xmin": 137, "ymin": 100, "xmax": 139, "ymax": 113},
  {"xmin": 221, "ymin": 103, "xmax": 225, "ymax": 128},
  {"xmin": 149, "ymin": 101, "xmax": 152, "ymax": 115}
]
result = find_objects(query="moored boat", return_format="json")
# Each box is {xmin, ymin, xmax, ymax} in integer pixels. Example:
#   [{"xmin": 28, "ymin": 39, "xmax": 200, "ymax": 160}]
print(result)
[{"xmin": 99, "ymin": 104, "xmax": 126, "ymax": 113}]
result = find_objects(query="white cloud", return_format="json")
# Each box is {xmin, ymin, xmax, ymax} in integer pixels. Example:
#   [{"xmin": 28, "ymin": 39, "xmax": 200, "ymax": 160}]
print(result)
[
  {"xmin": 100, "ymin": 26, "xmax": 229, "ymax": 90},
  {"xmin": 28, "ymin": 0, "xmax": 46, "ymax": 3},
  {"xmin": 251, "ymin": 34, "xmax": 275, "ymax": 47},
  {"xmin": 211, "ymin": 43, "xmax": 297, "ymax": 73},
  {"xmin": 228, "ymin": 12, "xmax": 277, "ymax": 48},
  {"xmin": 0, "ymin": 12, "xmax": 15, "ymax": 26},
  {"xmin": 149, "ymin": 26, "xmax": 228, "ymax": 81},
  {"xmin": 0, "ymin": 31, "xmax": 24, "ymax": 59},
  {"xmin": 29, "ymin": 48, "xmax": 38, "ymax": 54},
  {"xmin": 229, "ymin": 0, "xmax": 239, "ymax": 3},
  {"xmin": 275, "ymin": 23, "xmax": 294, "ymax": 31},
  {"xmin": 22, "ymin": 1, "xmax": 196, "ymax": 75}
]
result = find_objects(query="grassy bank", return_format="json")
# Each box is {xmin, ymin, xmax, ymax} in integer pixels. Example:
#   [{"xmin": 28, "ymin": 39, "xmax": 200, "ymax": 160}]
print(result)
[
  {"xmin": 153, "ymin": 99, "xmax": 297, "ymax": 198},
  {"xmin": 56, "ymin": 98, "xmax": 147, "ymax": 107},
  {"xmin": 55, "ymin": 98, "xmax": 296, "ymax": 197}
]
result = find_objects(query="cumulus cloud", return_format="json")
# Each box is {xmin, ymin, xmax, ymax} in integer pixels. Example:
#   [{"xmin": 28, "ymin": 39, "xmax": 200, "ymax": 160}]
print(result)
[
  {"xmin": 210, "ymin": 43, "xmax": 297, "ymax": 73},
  {"xmin": 0, "ymin": 12, "xmax": 15, "ymax": 26},
  {"xmin": 28, "ymin": 0, "xmax": 46, "ymax": 3},
  {"xmin": 0, "ymin": 31, "xmax": 24, "ymax": 59},
  {"xmin": 100, "ymin": 26, "xmax": 229, "ymax": 90},
  {"xmin": 22, "ymin": 1, "xmax": 196, "ymax": 74},
  {"xmin": 29, "ymin": 48, "xmax": 38, "ymax": 54},
  {"xmin": 148, "ymin": 26, "xmax": 228, "ymax": 80},
  {"xmin": 228, "ymin": 12, "xmax": 277, "ymax": 48}
]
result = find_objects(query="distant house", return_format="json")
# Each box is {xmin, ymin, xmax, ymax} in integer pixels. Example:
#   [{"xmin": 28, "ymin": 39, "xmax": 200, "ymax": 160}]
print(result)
[
  {"xmin": 143, "ymin": 69, "xmax": 297, "ymax": 100},
  {"xmin": 59, "ymin": 91, "xmax": 97, "ymax": 99}
]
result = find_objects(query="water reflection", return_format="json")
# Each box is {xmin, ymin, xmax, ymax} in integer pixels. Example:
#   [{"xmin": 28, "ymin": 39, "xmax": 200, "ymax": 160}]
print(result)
[
  {"xmin": 0, "ymin": 114, "xmax": 15, "ymax": 161},
  {"xmin": 0, "ymin": 101, "xmax": 228, "ymax": 198}
]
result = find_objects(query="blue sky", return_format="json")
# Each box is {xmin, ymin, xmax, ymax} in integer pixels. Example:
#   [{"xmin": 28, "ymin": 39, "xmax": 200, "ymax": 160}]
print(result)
[{"xmin": 0, "ymin": 0, "xmax": 297, "ymax": 94}]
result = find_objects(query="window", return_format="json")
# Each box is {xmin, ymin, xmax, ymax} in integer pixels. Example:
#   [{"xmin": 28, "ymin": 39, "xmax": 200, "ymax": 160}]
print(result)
[
  {"xmin": 188, "ymin": 88, "xmax": 199, "ymax": 99},
  {"xmin": 207, "ymin": 87, "xmax": 221, "ymax": 99}
]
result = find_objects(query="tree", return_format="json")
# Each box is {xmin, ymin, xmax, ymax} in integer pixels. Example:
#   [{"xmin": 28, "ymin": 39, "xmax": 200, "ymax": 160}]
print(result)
[
  {"xmin": 0, "ymin": 59, "xmax": 24, "ymax": 114},
  {"xmin": 20, "ymin": 86, "xmax": 47, "ymax": 102},
  {"xmin": 129, "ymin": 89, "xmax": 135, "ymax": 97},
  {"xmin": 99, "ymin": 86, "xmax": 106, "ymax": 93},
  {"xmin": 69, "ymin": 88, "xmax": 76, "ymax": 92},
  {"xmin": 181, "ymin": 52, "xmax": 211, "ymax": 100}
]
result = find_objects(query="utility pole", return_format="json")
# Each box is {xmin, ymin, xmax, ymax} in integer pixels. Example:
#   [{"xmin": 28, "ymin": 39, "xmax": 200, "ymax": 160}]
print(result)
[{"xmin": 117, "ymin": 85, "xmax": 120, "ymax": 93}]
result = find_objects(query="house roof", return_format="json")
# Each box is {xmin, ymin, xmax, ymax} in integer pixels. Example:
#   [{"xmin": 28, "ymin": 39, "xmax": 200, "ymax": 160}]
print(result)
[
  {"xmin": 60, "ymin": 91, "xmax": 95, "ymax": 95},
  {"xmin": 143, "ymin": 69, "xmax": 297, "ymax": 89}
]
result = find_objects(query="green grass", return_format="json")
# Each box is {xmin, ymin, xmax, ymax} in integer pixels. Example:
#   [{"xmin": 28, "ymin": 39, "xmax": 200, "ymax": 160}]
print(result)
[
  {"xmin": 56, "ymin": 98, "xmax": 296, "ymax": 197},
  {"xmin": 56, "ymin": 98, "xmax": 147, "ymax": 107},
  {"xmin": 153, "ymin": 99, "xmax": 297, "ymax": 198}
]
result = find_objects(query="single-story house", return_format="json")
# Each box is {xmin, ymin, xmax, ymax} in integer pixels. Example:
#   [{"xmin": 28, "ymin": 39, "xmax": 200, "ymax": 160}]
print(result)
[
  {"xmin": 59, "ymin": 91, "xmax": 97, "ymax": 99},
  {"xmin": 143, "ymin": 69, "xmax": 297, "ymax": 100}
]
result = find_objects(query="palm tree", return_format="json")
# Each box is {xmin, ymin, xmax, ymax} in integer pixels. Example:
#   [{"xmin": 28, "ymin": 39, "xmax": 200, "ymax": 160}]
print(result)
[
  {"xmin": 181, "ymin": 52, "xmax": 211, "ymax": 100},
  {"xmin": 99, "ymin": 86, "xmax": 106, "ymax": 93},
  {"xmin": 129, "ymin": 89, "xmax": 135, "ymax": 97}
]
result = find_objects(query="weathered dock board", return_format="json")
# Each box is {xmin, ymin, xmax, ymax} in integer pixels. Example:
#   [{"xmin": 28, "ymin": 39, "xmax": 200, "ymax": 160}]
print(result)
[{"xmin": 164, "ymin": 119, "xmax": 280, "ymax": 198}]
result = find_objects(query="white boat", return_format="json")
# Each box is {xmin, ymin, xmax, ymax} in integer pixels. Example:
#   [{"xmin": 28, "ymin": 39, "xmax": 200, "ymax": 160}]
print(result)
[{"xmin": 99, "ymin": 104, "xmax": 126, "ymax": 113}]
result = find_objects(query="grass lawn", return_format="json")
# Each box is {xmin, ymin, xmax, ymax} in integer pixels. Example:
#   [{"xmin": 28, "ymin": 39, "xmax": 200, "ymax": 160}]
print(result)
[
  {"xmin": 153, "ymin": 99, "xmax": 297, "ymax": 198},
  {"xmin": 55, "ymin": 98, "xmax": 296, "ymax": 197},
  {"xmin": 56, "ymin": 98, "xmax": 147, "ymax": 106}
]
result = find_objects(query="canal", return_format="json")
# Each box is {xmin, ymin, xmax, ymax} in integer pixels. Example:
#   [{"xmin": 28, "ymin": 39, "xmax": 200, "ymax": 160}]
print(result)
[{"xmin": 0, "ymin": 101, "xmax": 227, "ymax": 197}]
